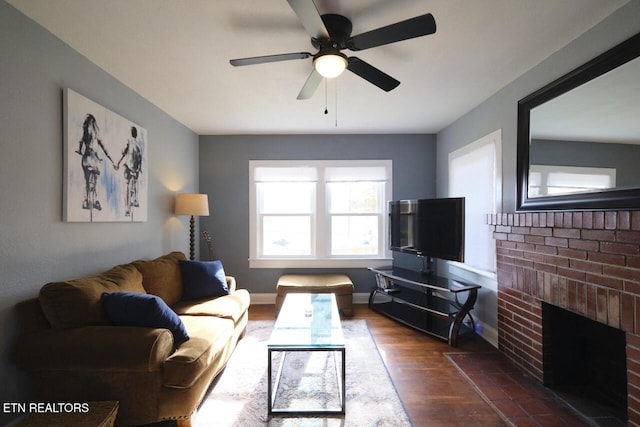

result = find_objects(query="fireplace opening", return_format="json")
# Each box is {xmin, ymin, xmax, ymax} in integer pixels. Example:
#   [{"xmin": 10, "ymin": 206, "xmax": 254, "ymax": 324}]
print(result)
[{"xmin": 543, "ymin": 303, "xmax": 627, "ymax": 423}]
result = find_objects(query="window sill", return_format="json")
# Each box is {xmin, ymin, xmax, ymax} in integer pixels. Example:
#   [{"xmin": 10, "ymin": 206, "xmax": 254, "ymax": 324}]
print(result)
[{"xmin": 249, "ymin": 258, "xmax": 393, "ymax": 269}]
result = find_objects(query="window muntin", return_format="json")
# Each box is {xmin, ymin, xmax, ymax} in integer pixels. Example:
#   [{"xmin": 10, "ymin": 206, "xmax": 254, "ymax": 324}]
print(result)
[{"xmin": 249, "ymin": 160, "xmax": 392, "ymax": 268}]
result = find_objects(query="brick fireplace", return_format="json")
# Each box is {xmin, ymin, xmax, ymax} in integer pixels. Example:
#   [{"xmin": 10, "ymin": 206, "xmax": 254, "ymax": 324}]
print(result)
[{"xmin": 488, "ymin": 210, "xmax": 640, "ymax": 425}]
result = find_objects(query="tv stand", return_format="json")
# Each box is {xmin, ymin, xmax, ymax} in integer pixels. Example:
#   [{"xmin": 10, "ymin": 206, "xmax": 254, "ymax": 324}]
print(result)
[{"xmin": 368, "ymin": 267, "xmax": 480, "ymax": 346}]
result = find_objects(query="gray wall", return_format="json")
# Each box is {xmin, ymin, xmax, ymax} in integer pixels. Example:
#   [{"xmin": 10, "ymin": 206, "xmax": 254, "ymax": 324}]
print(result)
[
  {"xmin": 0, "ymin": 3, "xmax": 199, "ymax": 423},
  {"xmin": 436, "ymin": 1, "xmax": 640, "ymax": 212},
  {"xmin": 198, "ymin": 134, "xmax": 436, "ymax": 294}
]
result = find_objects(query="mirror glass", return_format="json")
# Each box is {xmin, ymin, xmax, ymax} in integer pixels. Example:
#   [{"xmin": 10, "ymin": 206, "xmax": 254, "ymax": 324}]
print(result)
[
  {"xmin": 517, "ymin": 32, "xmax": 640, "ymax": 211},
  {"xmin": 528, "ymin": 56, "xmax": 640, "ymax": 198}
]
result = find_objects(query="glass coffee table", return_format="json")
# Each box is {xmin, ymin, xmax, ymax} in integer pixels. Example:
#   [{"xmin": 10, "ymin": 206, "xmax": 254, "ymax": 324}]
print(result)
[{"xmin": 267, "ymin": 293, "xmax": 346, "ymax": 416}]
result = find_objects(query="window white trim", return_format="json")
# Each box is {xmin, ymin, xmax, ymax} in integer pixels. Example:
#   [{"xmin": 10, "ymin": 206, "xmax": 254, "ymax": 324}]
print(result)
[
  {"xmin": 249, "ymin": 159, "xmax": 393, "ymax": 268},
  {"xmin": 448, "ymin": 129, "xmax": 502, "ymax": 274}
]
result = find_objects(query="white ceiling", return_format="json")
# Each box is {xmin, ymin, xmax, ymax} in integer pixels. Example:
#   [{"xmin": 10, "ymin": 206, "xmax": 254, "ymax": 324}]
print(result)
[{"xmin": 6, "ymin": 0, "xmax": 629, "ymax": 135}]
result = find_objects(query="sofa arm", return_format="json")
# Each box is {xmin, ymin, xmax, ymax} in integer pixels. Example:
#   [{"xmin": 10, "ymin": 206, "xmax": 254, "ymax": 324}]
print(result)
[
  {"xmin": 226, "ymin": 276, "xmax": 236, "ymax": 292},
  {"xmin": 13, "ymin": 326, "xmax": 174, "ymax": 372}
]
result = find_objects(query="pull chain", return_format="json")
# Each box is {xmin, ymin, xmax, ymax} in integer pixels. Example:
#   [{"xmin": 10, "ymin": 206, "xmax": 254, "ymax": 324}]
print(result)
[
  {"xmin": 324, "ymin": 78, "xmax": 328, "ymax": 115},
  {"xmin": 335, "ymin": 77, "xmax": 338, "ymax": 127}
]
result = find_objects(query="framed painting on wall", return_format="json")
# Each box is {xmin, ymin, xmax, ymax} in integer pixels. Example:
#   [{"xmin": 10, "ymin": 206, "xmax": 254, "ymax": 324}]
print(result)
[{"xmin": 63, "ymin": 88, "xmax": 148, "ymax": 222}]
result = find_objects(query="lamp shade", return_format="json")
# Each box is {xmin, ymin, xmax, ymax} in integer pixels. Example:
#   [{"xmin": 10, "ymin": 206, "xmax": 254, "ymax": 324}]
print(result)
[
  {"xmin": 314, "ymin": 53, "xmax": 347, "ymax": 78},
  {"xmin": 175, "ymin": 193, "xmax": 209, "ymax": 216}
]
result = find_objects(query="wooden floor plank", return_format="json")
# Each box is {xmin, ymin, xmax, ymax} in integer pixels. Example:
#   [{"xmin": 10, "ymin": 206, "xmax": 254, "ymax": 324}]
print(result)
[{"xmin": 248, "ymin": 303, "xmax": 507, "ymax": 426}]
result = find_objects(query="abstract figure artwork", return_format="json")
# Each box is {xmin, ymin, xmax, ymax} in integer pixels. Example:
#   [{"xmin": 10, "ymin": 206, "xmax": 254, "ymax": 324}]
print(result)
[{"xmin": 63, "ymin": 89, "xmax": 148, "ymax": 222}]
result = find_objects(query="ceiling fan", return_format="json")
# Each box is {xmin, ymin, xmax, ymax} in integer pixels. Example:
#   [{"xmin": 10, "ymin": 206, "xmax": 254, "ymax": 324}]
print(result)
[{"xmin": 229, "ymin": 0, "xmax": 436, "ymax": 100}]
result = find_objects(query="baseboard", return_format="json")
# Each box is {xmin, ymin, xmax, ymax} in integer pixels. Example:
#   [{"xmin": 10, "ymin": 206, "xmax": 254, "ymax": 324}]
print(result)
[
  {"xmin": 476, "ymin": 319, "xmax": 499, "ymax": 349},
  {"xmin": 250, "ymin": 292, "xmax": 371, "ymax": 305}
]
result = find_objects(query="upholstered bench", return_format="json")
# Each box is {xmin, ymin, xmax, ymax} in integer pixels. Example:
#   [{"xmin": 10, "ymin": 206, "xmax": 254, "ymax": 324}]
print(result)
[{"xmin": 276, "ymin": 274, "xmax": 354, "ymax": 317}]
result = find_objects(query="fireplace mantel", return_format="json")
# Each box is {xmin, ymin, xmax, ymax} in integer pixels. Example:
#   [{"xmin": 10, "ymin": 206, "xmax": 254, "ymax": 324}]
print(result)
[{"xmin": 488, "ymin": 210, "xmax": 640, "ymax": 425}]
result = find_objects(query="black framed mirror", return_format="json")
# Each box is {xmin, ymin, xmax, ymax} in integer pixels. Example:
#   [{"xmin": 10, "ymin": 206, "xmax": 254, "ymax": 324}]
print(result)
[{"xmin": 517, "ymin": 32, "xmax": 640, "ymax": 211}]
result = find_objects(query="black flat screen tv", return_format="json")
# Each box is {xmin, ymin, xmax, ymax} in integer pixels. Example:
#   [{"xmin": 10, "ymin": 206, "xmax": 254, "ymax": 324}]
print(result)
[{"xmin": 389, "ymin": 197, "xmax": 465, "ymax": 262}]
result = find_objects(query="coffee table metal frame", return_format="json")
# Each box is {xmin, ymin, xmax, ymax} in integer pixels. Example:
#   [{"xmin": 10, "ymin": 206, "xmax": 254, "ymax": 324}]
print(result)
[{"xmin": 267, "ymin": 293, "xmax": 346, "ymax": 417}]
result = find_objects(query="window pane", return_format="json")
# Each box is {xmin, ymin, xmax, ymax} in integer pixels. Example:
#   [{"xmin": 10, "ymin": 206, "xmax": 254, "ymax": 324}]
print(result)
[
  {"xmin": 328, "ymin": 182, "xmax": 380, "ymax": 214},
  {"xmin": 331, "ymin": 216, "xmax": 378, "ymax": 255},
  {"xmin": 258, "ymin": 182, "xmax": 313, "ymax": 214},
  {"xmin": 262, "ymin": 216, "xmax": 311, "ymax": 256}
]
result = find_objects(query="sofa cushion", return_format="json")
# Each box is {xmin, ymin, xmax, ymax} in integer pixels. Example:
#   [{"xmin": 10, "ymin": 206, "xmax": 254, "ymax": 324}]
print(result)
[
  {"xmin": 102, "ymin": 292, "xmax": 189, "ymax": 344},
  {"xmin": 131, "ymin": 252, "xmax": 186, "ymax": 306},
  {"xmin": 39, "ymin": 264, "xmax": 145, "ymax": 329},
  {"xmin": 178, "ymin": 260, "xmax": 229, "ymax": 301},
  {"xmin": 172, "ymin": 289, "xmax": 251, "ymax": 322},
  {"xmin": 163, "ymin": 316, "xmax": 234, "ymax": 388}
]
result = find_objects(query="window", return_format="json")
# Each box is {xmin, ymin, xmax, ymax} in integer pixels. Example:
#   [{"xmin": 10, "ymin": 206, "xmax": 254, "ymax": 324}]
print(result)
[
  {"xmin": 249, "ymin": 160, "xmax": 392, "ymax": 268},
  {"xmin": 448, "ymin": 129, "xmax": 502, "ymax": 274},
  {"xmin": 528, "ymin": 165, "xmax": 616, "ymax": 197}
]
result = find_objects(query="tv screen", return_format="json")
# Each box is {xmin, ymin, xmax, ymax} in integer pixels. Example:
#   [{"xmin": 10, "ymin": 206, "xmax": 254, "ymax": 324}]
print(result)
[{"xmin": 389, "ymin": 197, "xmax": 465, "ymax": 262}]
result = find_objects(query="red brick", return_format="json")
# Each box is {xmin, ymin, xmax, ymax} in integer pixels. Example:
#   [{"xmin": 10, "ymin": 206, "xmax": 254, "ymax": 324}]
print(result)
[
  {"xmin": 570, "ymin": 258, "xmax": 602, "ymax": 274},
  {"xmin": 557, "ymin": 266, "xmax": 586, "ymax": 281},
  {"xmin": 627, "ymin": 332, "xmax": 640, "ymax": 349},
  {"xmin": 525, "ymin": 213, "xmax": 533, "ymax": 227},
  {"xmin": 582, "ymin": 212, "xmax": 593, "ymax": 229},
  {"xmin": 524, "ymin": 235, "xmax": 545, "ymax": 245},
  {"xmin": 601, "ymin": 241, "xmax": 640, "ymax": 256},
  {"xmin": 586, "ymin": 273, "xmax": 623, "ymax": 290},
  {"xmin": 534, "ymin": 262, "xmax": 557, "ymax": 274},
  {"xmin": 593, "ymin": 211, "xmax": 605, "ymax": 229},
  {"xmin": 627, "ymin": 281, "xmax": 640, "ymax": 296},
  {"xmin": 605, "ymin": 211, "xmax": 618, "ymax": 230},
  {"xmin": 603, "ymin": 264, "xmax": 640, "ymax": 282},
  {"xmin": 508, "ymin": 233, "xmax": 526, "ymax": 243},
  {"xmin": 530, "ymin": 227, "xmax": 553, "ymax": 237},
  {"xmin": 621, "ymin": 292, "xmax": 634, "ymax": 332},
  {"xmin": 588, "ymin": 251, "xmax": 626, "ymax": 266},
  {"xmin": 572, "ymin": 212, "xmax": 583, "ymax": 229},
  {"xmin": 608, "ymin": 290, "xmax": 620, "ymax": 328},
  {"xmin": 629, "ymin": 257, "xmax": 640, "ymax": 269},
  {"xmin": 553, "ymin": 228, "xmax": 581, "ymax": 239},
  {"xmin": 545, "ymin": 236, "xmax": 569, "ymax": 248},
  {"xmin": 632, "ymin": 211, "xmax": 640, "ymax": 230},
  {"xmin": 581, "ymin": 229, "xmax": 616, "ymax": 242},
  {"xmin": 554, "ymin": 212, "xmax": 564, "ymax": 228},
  {"xmin": 576, "ymin": 282, "xmax": 587, "ymax": 314},
  {"xmin": 493, "ymin": 232, "xmax": 508, "ymax": 240},
  {"xmin": 619, "ymin": 211, "xmax": 631, "ymax": 230},
  {"xmin": 586, "ymin": 285, "xmax": 597, "ymax": 319},
  {"xmin": 534, "ymin": 245, "xmax": 557, "ymax": 255},
  {"xmin": 617, "ymin": 230, "xmax": 640, "ymax": 244},
  {"xmin": 569, "ymin": 239, "xmax": 600, "ymax": 252},
  {"xmin": 546, "ymin": 212, "xmax": 555, "ymax": 227},
  {"xmin": 567, "ymin": 280, "xmax": 577, "ymax": 311},
  {"xmin": 543, "ymin": 254, "xmax": 569, "ymax": 268},
  {"xmin": 596, "ymin": 287, "xmax": 608, "ymax": 324},
  {"xmin": 557, "ymin": 247, "xmax": 587, "ymax": 260}
]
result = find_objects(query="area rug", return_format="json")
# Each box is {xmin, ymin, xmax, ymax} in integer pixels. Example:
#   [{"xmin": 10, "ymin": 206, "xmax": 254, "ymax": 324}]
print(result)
[{"xmin": 191, "ymin": 320, "xmax": 412, "ymax": 427}]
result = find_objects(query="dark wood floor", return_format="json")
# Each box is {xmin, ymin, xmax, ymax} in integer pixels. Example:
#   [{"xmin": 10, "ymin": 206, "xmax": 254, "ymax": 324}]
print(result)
[{"xmin": 249, "ymin": 303, "xmax": 507, "ymax": 426}]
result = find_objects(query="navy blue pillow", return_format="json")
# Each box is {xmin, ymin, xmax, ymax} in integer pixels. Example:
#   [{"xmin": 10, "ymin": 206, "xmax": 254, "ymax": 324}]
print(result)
[
  {"xmin": 178, "ymin": 260, "xmax": 229, "ymax": 301},
  {"xmin": 101, "ymin": 292, "xmax": 189, "ymax": 344}
]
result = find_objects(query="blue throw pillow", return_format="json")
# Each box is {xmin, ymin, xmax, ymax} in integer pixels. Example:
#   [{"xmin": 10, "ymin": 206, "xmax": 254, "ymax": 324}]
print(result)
[
  {"xmin": 101, "ymin": 292, "xmax": 189, "ymax": 344},
  {"xmin": 178, "ymin": 260, "xmax": 229, "ymax": 301}
]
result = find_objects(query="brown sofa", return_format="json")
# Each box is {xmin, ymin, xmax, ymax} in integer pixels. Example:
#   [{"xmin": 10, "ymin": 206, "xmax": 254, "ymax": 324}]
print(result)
[{"xmin": 13, "ymin": 251, "xmax": 250, "ymax": 426}]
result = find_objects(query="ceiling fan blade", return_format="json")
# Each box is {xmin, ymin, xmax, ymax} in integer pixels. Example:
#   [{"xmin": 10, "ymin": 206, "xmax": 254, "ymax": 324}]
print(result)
[
  {"xmin": 347, "ymin": 13, "xmax": 436, "ymax": 51},
  {"xmin": 230, "ymin": 52, "xmax": 312, "ymax": 67},
  {"xmin": 347, "ymin": 57, "xmax": 400, "ymax": 92},
  {"xmin": 286, "ymin": 0, "xmax": 330, "ymax": 39},
  {"xmin": 297, "ymin": 69, "xmax": 323, "ymax": 100}
]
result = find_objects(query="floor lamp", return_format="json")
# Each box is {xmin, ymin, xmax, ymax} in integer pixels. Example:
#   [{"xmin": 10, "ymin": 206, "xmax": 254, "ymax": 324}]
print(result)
[{"xmin": 175, "ymin": 193, "xmax": 209, "ymax": 260}]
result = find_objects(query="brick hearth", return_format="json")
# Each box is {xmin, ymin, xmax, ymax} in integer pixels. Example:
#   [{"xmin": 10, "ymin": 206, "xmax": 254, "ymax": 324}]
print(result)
[{"xmin": 488, "ymin": 210, "xmax": 640, "ymax": 425}]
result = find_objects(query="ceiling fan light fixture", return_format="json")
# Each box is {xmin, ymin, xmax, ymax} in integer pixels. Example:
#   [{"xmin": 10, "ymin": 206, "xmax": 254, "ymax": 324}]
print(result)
[{"xmin": 314, "ymin": 53, "xmax": 347, "ymax": 78}]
